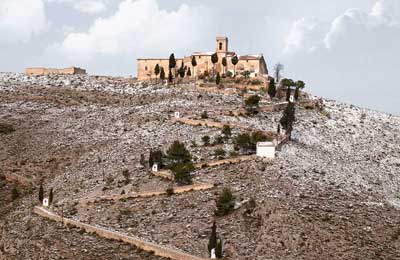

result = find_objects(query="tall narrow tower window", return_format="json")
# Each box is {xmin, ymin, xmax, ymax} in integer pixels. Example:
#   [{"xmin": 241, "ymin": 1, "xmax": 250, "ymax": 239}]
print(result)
[{"xmin": 219, "ymin": 42, "xmax": 223, "ymax": 50}]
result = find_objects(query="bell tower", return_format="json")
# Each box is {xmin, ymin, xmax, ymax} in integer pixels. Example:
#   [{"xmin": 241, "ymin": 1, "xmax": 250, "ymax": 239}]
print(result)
[{"xmin": 216, "ymin": 36, "xmax": 228, "ymax": 53}]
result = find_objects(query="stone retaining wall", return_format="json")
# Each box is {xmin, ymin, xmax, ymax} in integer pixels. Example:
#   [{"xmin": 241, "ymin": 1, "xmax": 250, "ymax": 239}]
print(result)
[
  {"xmin": 81, "ymin": 183, "xmax": 214, "ymax": 203},
  {"xmin": 34, "ymin": 206, "xmax": 208, "ymax": 260}
]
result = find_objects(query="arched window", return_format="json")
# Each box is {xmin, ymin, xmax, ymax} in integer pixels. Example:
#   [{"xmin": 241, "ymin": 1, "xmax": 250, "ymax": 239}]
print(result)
[{"xmin": 219, "ymin": 42, "xmax": 223, "ymax": 50}]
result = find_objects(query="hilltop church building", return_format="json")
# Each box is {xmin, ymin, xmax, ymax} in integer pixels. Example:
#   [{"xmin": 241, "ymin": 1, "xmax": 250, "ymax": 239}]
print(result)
[{"xmin": 137, "ymin": 37, "xmax": 268, "ymax": 81}]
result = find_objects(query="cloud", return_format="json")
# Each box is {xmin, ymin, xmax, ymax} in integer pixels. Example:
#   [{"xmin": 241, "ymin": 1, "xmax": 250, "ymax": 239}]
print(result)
[
  {"xmin": 43, "ymin": 0, "xmax": 213, "ymax": 75},
  {"xmin": 283, "ymin": 0, "xmax": 400, "ymax": 114},
  {"xmin": 45, "ymin": 0, "xmax": 110, "ymax": 14},
  {"xmin": 0, "ymin": 0, "xmax": 48, "ymax": 45},
  {"xmin": 284, "ymin": 17, "xmax": 329, "ymax": 54}
]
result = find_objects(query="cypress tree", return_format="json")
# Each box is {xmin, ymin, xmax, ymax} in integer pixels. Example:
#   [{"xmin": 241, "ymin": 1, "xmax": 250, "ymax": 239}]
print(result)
[
  {"xmin": 160, "ymin": 67, "xmax": 165, "ymax": 82},
  {"xmin": 216, "ymin": 72, "xmax": 221, "ymax": 85},
  {"xmin": 178, "ymin": 62, "xmax": 185, "ymax": 78},
  {"xmin": 208, "ymin": 221, "xmax": 217, "ymax": 256},
  {"xmin": 39, "ymin": 183, "xmax": 44, "ymax": 203},
  {"xmin": 168, "ymin": 69, "xmax": 173, "ymax": 84},
  {"xmin": 222, "ymin": 57, "xmax": 227, "ymax": 74},
  {"xmin": 191, "ymin": 56, "xmax": 197, "ymax": 78},
  {"xmin": 186, "ymin": 67, "xmax": 192, "ymax": 77},
  {"xmin": 154, "ymin": 64, "xmax": 160, "ymax": 80},
  {"xmin": 168, "ymin": 53, "xmax": 176, "ymax": 70},
  {"xmin": 268, "ymin": 78, "xmax": 277, "ymax": 98},
  {"xmin": 231, "ymin": 55, "xmax": 239, "ymax": 76},
  {"xmin": 280, "ymin": 102, "xmax": 296, "ymax": 140},
  {"xmin": 49, "ymin": 188, "xmax": 53, "ymax": 205},
  {"xmin": 211, "ymin": 53, "xmax": 219, "ymax": 77}
]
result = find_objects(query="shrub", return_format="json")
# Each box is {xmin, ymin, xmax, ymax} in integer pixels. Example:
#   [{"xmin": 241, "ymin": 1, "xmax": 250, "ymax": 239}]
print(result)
[
  {"xmin": 166, "ymin": 187, "xmax": 174, "ymax": 196},
  {"xmin": 11, "ymin": 185, "xmax": 19, "ymax": 201},
  {"xmin": 122, "ymin": 169, "xmax": 130, "ymax": 184},
  {"xmin": 0, "ymin": 123, "xmax": 15, "ymax": 135},
  {"xmin": 221, "ymin": 125, "xmax": 232, "ymax": 138},
  {"xmin": 215, "ymin": 188, "xmax": 235, "ymax": 216},
  {"xmin": 234, "ymin": 131, "xmax": 271, "ymax": 154},
  {"xmin": 251, "ymin": 79, "xmax": 262, "ymax": 85},
  {"xmin": 244, "ymin": 95, "xmax": 261, "ymax": 114},
  {"xmin": 226, "ymin": 71, "xmax": 233, "ymax": 78},
  {"xmin": 201, "ymin": 111, "xmax": 208, "ymax": 119},
  {"xmin": 202, "ymin": 135, "xmax": 210, "ymax": 146},
  {"xmin": 213, "ymin": 135, "xmax": 224, "ymax": 145},
  {"xmin": 214, "ymin": 148, "xmax": 226, "ymax": 159}
]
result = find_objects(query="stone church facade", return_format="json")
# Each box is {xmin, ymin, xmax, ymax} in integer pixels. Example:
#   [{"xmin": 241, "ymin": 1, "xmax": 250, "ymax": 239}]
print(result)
[{"xmin": 137, "ymin": 37, "xmax": 268, "ymax": 81}]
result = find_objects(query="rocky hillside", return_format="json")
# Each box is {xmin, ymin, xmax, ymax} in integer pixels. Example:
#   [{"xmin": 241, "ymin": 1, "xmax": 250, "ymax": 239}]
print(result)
[{"xmin": 0, "ymin": 73, "xmax": 399, "ymax": 260}]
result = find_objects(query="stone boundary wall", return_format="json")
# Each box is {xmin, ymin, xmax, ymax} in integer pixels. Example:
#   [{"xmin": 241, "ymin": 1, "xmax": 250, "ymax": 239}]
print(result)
[
  {"xmin": 25, "ymin": 67, "xmax": 86, "ymax": 76},
  {"xmin": 81, "ymin": 183, "xmax": 214, "ymax": 204},
  {"xmin": 172, "ymin": 117, "xmax": 277, "ymax": 141},
  {"xmin": 34, "ymin": 206, "xmax": 208, "ymax": 260},
  {"xmin": 198, "ymin": 155, "xmax": 256, "ymax": 168}
]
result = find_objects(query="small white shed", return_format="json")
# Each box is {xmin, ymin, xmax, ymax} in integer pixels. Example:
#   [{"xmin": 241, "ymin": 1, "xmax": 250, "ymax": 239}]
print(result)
[{"xmin": 256, "ymin": 142, "xmax": 275, "ymax": 158}]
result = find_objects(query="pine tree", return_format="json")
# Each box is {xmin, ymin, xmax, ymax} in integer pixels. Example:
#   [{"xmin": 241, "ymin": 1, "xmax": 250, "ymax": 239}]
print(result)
[
  {"xmin": 39, "ymin": 183, "xmax": 44, "ymax": 203},
  {"xmin": 49, "ymin": 188, "xmax": 53, "ymax": 205},
  {"xmin": 215, "ymin": 188, "xmax": 235, "ymax": 216},
  {"xmin": 208, "ymin": 221, "xmax": 217, "ymax": 256},
  {"xmin": 231, "ymin": 55, "xmax": 239, "ymax": 76},
  {"xmin": 166, "ymin": 141, "xmax": 194, "ymax": 185}
]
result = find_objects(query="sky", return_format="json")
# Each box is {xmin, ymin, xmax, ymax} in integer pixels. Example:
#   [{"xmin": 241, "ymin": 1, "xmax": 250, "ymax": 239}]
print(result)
[{"xmin": 0, "ymin": 0, "xmax": 399, "ymax": 115}]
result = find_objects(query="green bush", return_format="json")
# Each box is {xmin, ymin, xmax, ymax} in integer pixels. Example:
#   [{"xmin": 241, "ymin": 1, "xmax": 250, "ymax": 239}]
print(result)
[
  {"xmin": 213, "ymin": 135, "xmax": 224, "ymax": 145},
  {"xmin": 11, "ymin": 185, "xmax": 19, "ymax": 201},
  {"xmin": 166, "ymin": 187, "xmax": 174, "ymax": 196},
  {"xmin": 214, "ymin": 148, "xmax": 226, "ymax": 159},
  {"xmin": 215, "ymin": 188, "xmax": 235, "ymax": 216},
  {"xmin": 234, "ymin": 131, "xmax": 271, "ymax": 154},
  {"xmin": 201, "ymin": 111, "xmax": 208, "ymax": 119},
  {"xmin": 202, "ymin": 135, "xmax": 210, "ymax": 146},
  {"xmin": 0, "ymin": 123, "xmax": 15, "ymax": 135},
  {"xmin": 170, "ymin": 162, "xmax": 194, "ymax": 185},
  {"xmin": 221, "ymin": 125, "xmax": 232, "ymax": 138}
]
